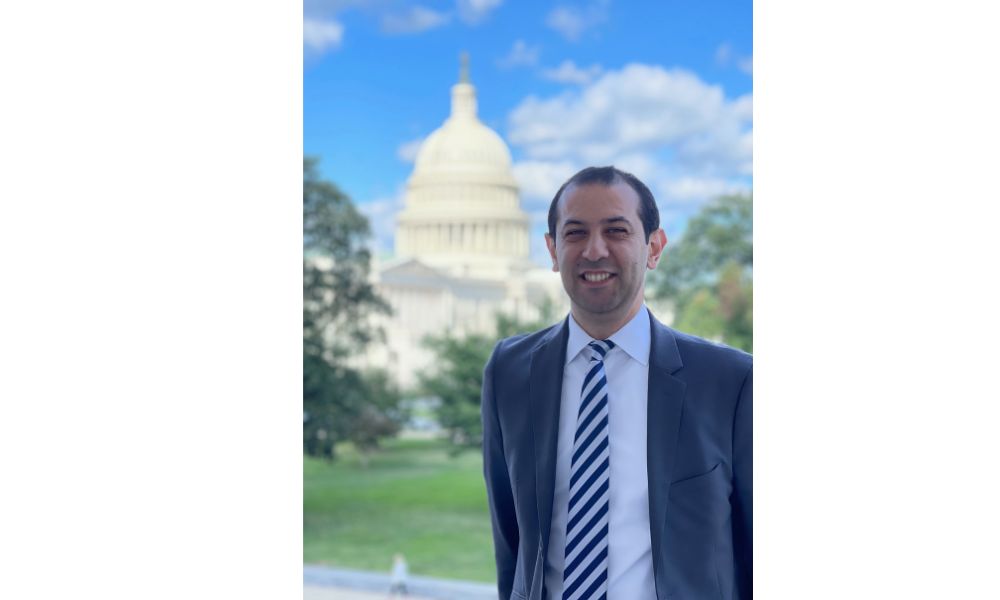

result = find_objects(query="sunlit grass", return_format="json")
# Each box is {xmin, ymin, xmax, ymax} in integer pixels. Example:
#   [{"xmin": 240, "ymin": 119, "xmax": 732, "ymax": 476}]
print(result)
[{"xmin": 303, "ymin": 437, "xmax": 496, "ymax": 582}]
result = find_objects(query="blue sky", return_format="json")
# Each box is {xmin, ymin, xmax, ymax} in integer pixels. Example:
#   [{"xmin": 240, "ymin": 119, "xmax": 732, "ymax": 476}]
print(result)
[{"xmin": 304, "ymin": 0, "xmax": 752, "ymax": 264}]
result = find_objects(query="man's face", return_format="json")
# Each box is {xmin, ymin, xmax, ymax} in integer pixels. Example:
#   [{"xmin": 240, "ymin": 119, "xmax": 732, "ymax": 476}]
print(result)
[{"xmin": 545, "ymin": 182, "xmax": 666, "ymax": 327}]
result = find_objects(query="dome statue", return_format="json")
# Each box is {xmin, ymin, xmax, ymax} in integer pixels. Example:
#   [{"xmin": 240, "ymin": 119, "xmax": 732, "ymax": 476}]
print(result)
[{"xmin": 396, "ymin": 53, "xmax": 532, "ymax": 280}]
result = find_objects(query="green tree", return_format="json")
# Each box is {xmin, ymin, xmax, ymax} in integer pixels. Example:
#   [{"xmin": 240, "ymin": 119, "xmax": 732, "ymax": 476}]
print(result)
[
  {"xmin": 421, "ymin": 332, "xmax": 496, "ymax": 451},
  {"xmin": 651, "ymin": 193, "xmax": 753, "ymax": 352},
  {"xmin": 349, "ymin": 369, "xmax": 406, "ymax": 463},
  {"xmin": 303, "ymin": 157, "xmax": 403, "ymax": 460},
  {"xmin": 420, "ymin": 299, "xmax": 559, "ymax": 453}
]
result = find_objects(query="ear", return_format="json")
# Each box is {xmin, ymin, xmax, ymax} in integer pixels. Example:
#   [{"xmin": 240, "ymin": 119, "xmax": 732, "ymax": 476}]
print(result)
[
  {"xmin": 545, "ymin": 233, "xmax": 559, "ymax": 272},
  {"xmin": 646, "ymin": 229, "xmax": 667, "ymax": 270}
]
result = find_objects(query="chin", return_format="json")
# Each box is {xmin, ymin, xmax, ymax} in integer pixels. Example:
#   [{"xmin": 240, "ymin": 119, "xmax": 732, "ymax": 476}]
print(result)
[{"xmin": 574, "ymin": 298, "xmax": 623, "ymax": 316}]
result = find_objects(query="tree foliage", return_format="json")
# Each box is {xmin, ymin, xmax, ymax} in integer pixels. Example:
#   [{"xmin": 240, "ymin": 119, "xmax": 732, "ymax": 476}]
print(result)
[
  {"xmin": 303, "ymin": 157, "xmax": 403, "ymax": 460},
  {"xmin": 304, "ymin": 156, "xmax": 389, "ymax": 355},
  {"xmin": 650, "ymin": 193, "xmax": 753, "ymax": 352},
  {"xmin": 420, "ymin": 299, "xmax": 559, "ymax": 453},
  {"xmin": 420, "ymin": 333, "xmax": 496, "ymax": 452}
]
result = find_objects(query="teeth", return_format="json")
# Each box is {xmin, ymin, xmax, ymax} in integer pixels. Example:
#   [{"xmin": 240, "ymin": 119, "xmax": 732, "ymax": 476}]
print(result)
[{"xmin": 584, "ymin": 273, "xmax": 611, "ymax": 282}]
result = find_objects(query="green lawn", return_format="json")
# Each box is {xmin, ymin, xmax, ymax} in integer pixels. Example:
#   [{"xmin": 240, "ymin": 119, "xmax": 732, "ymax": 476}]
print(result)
[{"xmin": 303, "ymin": 437, "xmax": 497, "ymax": 582}]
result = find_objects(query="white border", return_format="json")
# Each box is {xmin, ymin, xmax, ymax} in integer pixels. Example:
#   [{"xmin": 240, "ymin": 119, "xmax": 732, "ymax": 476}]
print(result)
[
  {"xmin": 0, "ymin": 0, "xmax": 302, "ymax": 597},
  {"xmin": 757, "ymin": 0, "xmax": 1000, "ymax": 596}
]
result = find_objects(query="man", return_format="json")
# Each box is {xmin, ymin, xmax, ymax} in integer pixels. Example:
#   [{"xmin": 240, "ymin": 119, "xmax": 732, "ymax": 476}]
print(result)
[{"xmin": 481, "ymin": 166, "xmax": 752, "ymax": 600}]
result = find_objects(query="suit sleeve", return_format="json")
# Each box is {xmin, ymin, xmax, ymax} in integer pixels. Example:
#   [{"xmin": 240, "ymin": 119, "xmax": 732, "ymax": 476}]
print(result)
[
  {"xmin": 732, "ymin": 365, "xmax": 753, "ymax": 599},
  {"xmin": 481, "ymin": 341, "xmax": 519, "ymax": 600}
]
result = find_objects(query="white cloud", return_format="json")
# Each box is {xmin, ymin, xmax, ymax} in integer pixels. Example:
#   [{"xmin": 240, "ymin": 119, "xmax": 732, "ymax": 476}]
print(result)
[
  {"xmin": 545, "ymin": 1, "xmax": 608, "ymax": 41},
  {"xmin": 512, "ymin": 159, "xmax": 577, "ymax": 204},
  {"xmin": 303, "ymin": 18, "xmax": 345, "ymax": 54},
  {"xmin": 359, "ymin": 191, "xmax": 406, "ymax": 257},
  {"xmin": 512, "ymin": 153, "xmax": 660, "ymax": 205},
  {"xmin": 508, "ymin": 64, "xmax": 752, "ymax": 172},
  {"xmin": 659, "ymin": 176, "xmax": 750, "ymax": 204},
  {"xmin": 541, "ymin": 60, "xmax": 603, "ymax": 85},
  {"xmin": 716, "ymin": 41, "xmax": 752, "ymax": 76},
  {"xmin": 606, "ymin": 152, "xmax": 658, "ymax": 182},
  {"xmin": 715, "ymin": 43, "xmax": 733, "ymax": 66},
  {"xmin": 397, "ymin": 137, "xmax": 424, "ymax": 163},
  {"xmin": 497, "ymin": 39, "xmax": 540, "ymax": 68},
  {"xmin": 381, "ymin": 5, "xmax": 451, "ymax": 34},
  {"xmin": 732, "ymin": 93, "xmax": 752, "ymax": 121},
  {"xmin": 457, "ymin": 0, "xmax": 503, "ymax": 25},
  {"xmin": 506, "ymin": 63, "xmax": 753, "ymax": 209},
  {"xmin": 546, "ymin": 7, "xmax": 586, "ymax": 41}
]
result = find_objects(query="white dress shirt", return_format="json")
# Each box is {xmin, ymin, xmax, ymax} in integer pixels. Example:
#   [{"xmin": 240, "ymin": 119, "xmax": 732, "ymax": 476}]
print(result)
[{"xmin": 544, "ymin": 305, "xmax": 656, "ymax": 600}]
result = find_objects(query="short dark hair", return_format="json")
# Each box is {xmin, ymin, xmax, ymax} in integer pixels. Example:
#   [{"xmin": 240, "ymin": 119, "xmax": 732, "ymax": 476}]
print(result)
[{"xmin": 547, "ymin": 166, "xmax": 660, "ymax": 244}]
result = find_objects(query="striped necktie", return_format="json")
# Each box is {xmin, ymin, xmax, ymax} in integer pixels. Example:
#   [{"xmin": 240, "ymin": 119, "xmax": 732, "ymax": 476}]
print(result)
[{"xmin": 563, "ymin": 339, "xmax": 615, "ymax": 600}]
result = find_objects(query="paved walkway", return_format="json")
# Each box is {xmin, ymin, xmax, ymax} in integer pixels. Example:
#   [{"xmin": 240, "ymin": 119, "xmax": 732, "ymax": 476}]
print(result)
[
  {"xmin": 304, "ymin": 565, "xmax": 498, "ymax": 600},
  {"xmin": 304, "ymin": 583, "xmax": 433, "ymax": 599}
]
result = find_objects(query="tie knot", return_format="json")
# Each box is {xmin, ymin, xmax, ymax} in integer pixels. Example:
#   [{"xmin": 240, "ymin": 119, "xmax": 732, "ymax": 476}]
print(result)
[{"xmin": 588, "ymin": 339, "xmax": 615, "ymax": 361}]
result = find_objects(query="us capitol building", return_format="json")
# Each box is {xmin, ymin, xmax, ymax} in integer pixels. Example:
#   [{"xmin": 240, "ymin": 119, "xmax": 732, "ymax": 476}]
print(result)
[{"xmin": 364, "ymin": 60, "xmax": 567, "ymax": 388}]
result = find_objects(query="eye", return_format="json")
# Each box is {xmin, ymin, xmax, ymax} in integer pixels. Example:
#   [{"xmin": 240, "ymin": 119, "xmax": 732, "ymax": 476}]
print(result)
[
  {"xmin": 606, "ymin": 227, "xmax": 629, "ymax": 237},
  {"xmin": 564, "ymin": 230, "xmax": 585, "ymax": 239}
]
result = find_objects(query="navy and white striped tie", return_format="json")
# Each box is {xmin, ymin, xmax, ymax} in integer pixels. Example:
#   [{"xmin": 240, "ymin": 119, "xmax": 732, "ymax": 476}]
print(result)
[{"xmin": 563, "ymin": 339, "xmax": 615, "ymax": 600}]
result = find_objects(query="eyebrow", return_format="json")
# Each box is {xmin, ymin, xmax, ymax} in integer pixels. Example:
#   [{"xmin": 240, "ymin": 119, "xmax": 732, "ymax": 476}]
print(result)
[{"xmin": 561, "ymin": 216, "xmax": 631, "ymax": 229}]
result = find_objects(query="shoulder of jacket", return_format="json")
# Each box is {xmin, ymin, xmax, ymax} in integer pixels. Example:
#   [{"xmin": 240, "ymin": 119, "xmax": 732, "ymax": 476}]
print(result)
[
  {"xmin": 494, "ymin": 321, "xmax": 562, "ymax": 356},
  {"xmin": 670, "ymin": 327, "xmax": 752, "ymax": 371}
]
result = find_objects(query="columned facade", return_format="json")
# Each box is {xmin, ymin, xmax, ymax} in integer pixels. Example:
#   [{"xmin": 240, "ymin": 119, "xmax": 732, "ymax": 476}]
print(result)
[
  {"xmin": 395, "ymin": 67, "xmax": 533, "ymax": 281},
  {"xmin": 368, "ymin": 58, "xmax": 566, "ymax": 388}
]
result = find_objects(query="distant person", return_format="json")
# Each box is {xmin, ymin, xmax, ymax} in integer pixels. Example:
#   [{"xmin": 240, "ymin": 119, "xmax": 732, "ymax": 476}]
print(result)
[
  {"xmin": 481, "ymin": 166, "xmax": 752, "ymax": 599},
  {"xmin": 388, "ymin": 553, "xmax": 409, "ymax": 597}
]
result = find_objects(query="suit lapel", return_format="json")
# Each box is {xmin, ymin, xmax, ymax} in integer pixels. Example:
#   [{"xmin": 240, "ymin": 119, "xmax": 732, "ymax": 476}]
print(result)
[
  {"xmin": 645, "ymin": 312, "xmax": 686, "ymax": 600},
  {"xmin": 530, "ymin": 318, "xmax": 569, "ymax": 555}
]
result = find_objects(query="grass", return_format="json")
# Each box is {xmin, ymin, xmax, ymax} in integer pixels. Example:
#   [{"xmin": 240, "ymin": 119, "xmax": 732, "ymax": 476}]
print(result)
[{"xmin": 303, "ymin": 437, "xmax": 497, "ymax": 583}]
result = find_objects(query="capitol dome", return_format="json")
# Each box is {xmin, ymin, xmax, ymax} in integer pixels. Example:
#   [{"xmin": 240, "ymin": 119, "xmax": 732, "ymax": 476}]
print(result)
[
  {"xmin": 396, "ymin": 56, "xmax": 531, "ymax": 280},
  {"xmin": 411, "ymin": 87, "xmax": 516, "ymax": 185}
]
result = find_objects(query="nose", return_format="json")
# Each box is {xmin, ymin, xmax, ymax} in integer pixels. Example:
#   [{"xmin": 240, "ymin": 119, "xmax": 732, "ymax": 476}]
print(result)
[{"xmin": 581, "ymin": 232, "xmax": 609, "ymax": 261}]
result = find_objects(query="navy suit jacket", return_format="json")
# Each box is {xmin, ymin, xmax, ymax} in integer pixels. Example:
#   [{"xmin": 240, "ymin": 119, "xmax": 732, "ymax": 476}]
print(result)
[{"xmin": 481, "ymin": 310, "xmax": 752, "ymax": 600}]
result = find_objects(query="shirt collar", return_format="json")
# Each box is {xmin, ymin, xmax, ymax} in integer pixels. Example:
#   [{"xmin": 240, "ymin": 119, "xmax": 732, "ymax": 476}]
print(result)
[{"xmin": 565, "ymin": 305, "xmax": 651, "ymax": 366}]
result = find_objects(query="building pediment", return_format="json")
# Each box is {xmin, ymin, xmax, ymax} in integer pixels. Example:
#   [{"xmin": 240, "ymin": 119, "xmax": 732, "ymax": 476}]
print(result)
[{"xmin": 378, "ymin": 258, "xmax": 453, "ymax": 286}]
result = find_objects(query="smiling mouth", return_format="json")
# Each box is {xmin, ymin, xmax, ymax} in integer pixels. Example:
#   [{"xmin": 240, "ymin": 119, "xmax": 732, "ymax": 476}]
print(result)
[{"xmin": 581, "ymin": 272, "xmax": 614, "ymax": 282}]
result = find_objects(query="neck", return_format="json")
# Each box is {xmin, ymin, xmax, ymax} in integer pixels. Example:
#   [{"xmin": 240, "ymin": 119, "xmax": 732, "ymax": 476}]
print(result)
[{"xmin": 572, "ymin": 298, "xmax": 644, "ymax": 341}]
